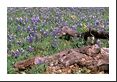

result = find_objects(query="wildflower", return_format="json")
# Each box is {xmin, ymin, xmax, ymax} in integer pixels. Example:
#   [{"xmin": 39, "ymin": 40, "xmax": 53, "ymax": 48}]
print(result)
[
  {"xmin": 104, "ymin": 20, "xmax": 109, "ymax": 28},
  {"xmin": 27, "ymin": 26, "xmax": 31, "ymax": 32},
  {"xmin": 61, "ymin": 21, "xmax": 68, "ymax": 26},
  {"xmin": 19, "ymin": 17, "xmax": 23, "ymax": 23},
  {"xmin": 20, "ymin": 48, "xmax": 25, "ymax": 53},
  {"xmin": 18, "ymin": 17, "xmax": 25, "ymax": 25},
  {"xmin": 7, "ymin": 34, "xmax": 11, "ymax": 40},
  {"xmin": 26, "ymin": 35, "xmax": 33, "ymax": 43},
  {"xmin": 43, "ymin": 31, "xmax": 49, "ymax": 37},
  {"xmin": 25, "ymin": 17, "xmax": 28, "ymax": 23},
  {"xmin": 35, "ymin": 16, "xmax": 40, "ymax": 22},
  {"xmin": 16, "ymin": 40, "xmax": 22, "ymax": 45},
  {"xmin": 95, "ymin": 20, "xmax": 100, "ymax": 26},
  {"xmin": 17, "ymin": 25, "xmax": 21, "ymax": 31},
  {"xmin": 42, "ymin": 20, "xmax": 46, "ymax": 27},
  {"xmin": 11, "ymin": 49, "xmax": 20, "ymax": 58},
  {"xmin": 31, "ymin": 16, "xmax": 39, "ymax": 25},
  {"xmin": 51, "ymin": 28, "xmax": 61, "ymax": 36},
  {"xmin": 28, "ymin": 46, "xmax": 34, "ymax": 52},
  {"xmin": 29, "ymin": 31, "xmax": 36, "ymax": 37},
  {"xmin": 33, "ymin": 26, "xmax": 37, "ymax": 32},
  {"xmin": 71, "ymin": 25, "xmax": 77, "ymax": 31}
]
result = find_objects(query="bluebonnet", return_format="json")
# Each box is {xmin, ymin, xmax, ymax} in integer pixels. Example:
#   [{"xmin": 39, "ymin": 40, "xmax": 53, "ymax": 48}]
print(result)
[
  {"xmin": 28, "ymin": 46, "xmax": 34, "ymax": 52},
  {"xmin": 33, "ymin": 26, "xmax": 37, "ymax": 32},
  {"xmin": 11, "ymin": 49, "xmax": 20, "ymax": 58},
  {"xmin": 31, "ymin": 16, "xmax": 39, "ymax": 25},
  {"xmin": 16, "ymin": 40, "xmax": 22, "ymax": 46},
  {"xmin": 17, "ymin": 25, "xmax": 21, "ymax": 31},
  {"xmin": 26, "ymin": 35, "xmax": 33, "ymax": 43},
  {"xmin": 94, "ymin": 20, "xmax": 100, "ymax": 26},
  {"xmin": 71, "ymin": 25, "xmax": 77, "ymax": 31},
  {"xmin": 25, "ymin": 17, "xmax": 28, "ymax": 23},
  {"xmin": 27, "ymin": 26, "xmax": 31, "ymax": 32}
]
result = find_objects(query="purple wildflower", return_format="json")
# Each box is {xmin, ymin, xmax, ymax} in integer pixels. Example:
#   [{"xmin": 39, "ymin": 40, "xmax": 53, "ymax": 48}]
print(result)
[
  {"xmin": 11, "ymin": 50, "xmax": 15, "ymax": 56},
  {"xmin": 96, "ymin": 39, "xmax": 101, "ymax": 47},
  {"xmin": 31, "ymin": 16, "xmax": 39, "ymax": 25},
  {"xmin": 71, "ymin": 25, "xmax": 77, "ymax": 31},
  {"xmin": 28, "ymin": 46, "xmax": 34, "ymax": 52},
  {"xmin": 19, "ymin": 17, "xmax": 23, "ymax": 24},
  {"xmin": 51, "ymin": 31, "xmax": 57, "ymax": 36},
  {"xmin": 16, "ymin": 40, "xmax": 22, "ymax": 45},
  {"xmin": 61, "ymin": 21, "xmax": 68, "ymax": 26},
  {"xmin": 11, "ymin": 50, "xmax": 20, "ymax": 58},
  {"xmin": 35, "ymin": 16, "xmax": 40, "ymax": 22},
  {"xmin": 27, "ymin": 26, "xmax": 31, "ymax": 32},
  {"xmin": 104, "ymin": 20, "xmax": 109, "ymax": 27},
  {"xmin": 43, "ymin": 31, "xmax": 49, "ymax": 37},
  {"xmin": 76, "ymin": 22, "xmax": 82, "ymax": 28},
  {"xmin": 7, "ymin": 34, "xmax": 15, "ymax": 41},
  {"xmin": 7, "ymin": 34, "xmax": 11, "ymax": 40},
  {"xmin": 29, "ymin": 31, "xmax": 36, "ymax": 37},
  {"xmin": 26, "ymin": 36, "xmax": 33, "ymax": 43},
  {"xmin": 94, "ymin": 20, "xmax": 100, "ymax": 26},
  {"xmin": 25, "ymin": 17, "xmax": 28, "ymax": 23},
  {"xmin": 17, "ymin": 25, "xmax": 21, "ymax": 31},
  {"xmin": 33, "ymin": 26, "xmax": 37, "ymax": 32},
  {"xmin": 51, "ymin": 28, "xmax": 61, "ymax": 36}
]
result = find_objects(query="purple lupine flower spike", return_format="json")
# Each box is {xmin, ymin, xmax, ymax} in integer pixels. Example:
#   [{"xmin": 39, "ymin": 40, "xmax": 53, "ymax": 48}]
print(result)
[
  {"xmin": 19, "ymin": 17, "xmax": 23, "ymax": 24},
  {"xmin": 29, "ymin": 31, "xmax": 35, "ymax": 37},
  {"xmin": 27, "ymin": 26, "xmax": 31, "ymax": 32},
  {"xmin": 95, "ymin": 20, "xmax": 99, "ymax": 26},
  {"xmin": 28, "ymin": 46, "xmax": 34, "ymax": 52},
  {"xmin": 33, "ymin": 26, "xmax": 37, "ymax": 32},
  {"xmin": 17, "ymin": 40, "xmax": 22, "ymax": 45},
  {"xmin": 11, "ymin": 50, "xmax": 20, "ymax": 58},
  {"xmin": 26, "ymin": 36, "xmax": 33, "ymax": 43},
  {"xmin": 25, "ymin": 17, "xmax": 28, "ymax": 23},
  {"xmin": 17, "ymin": 25, "xmax": 21, "ymax": 31}
]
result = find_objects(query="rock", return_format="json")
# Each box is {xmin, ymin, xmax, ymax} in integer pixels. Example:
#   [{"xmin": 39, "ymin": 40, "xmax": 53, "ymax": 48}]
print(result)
[
  {"xmin": 79, "ymin": 44, "xmax": 100, "ymax": 57},
  {"xmin": 61, "ymin": 26, "xmax": 79, "ymax": 37},
  {"xmin": 14, "ymin": 57, "xmax": 35, "ymax": 70},
  {"xmin": 14, "ymin": 45, "xmax": 109, "ymax": 74},
  {"xmin": 58, "ymin": 26, "xmax": 80, "ymax": 40}
]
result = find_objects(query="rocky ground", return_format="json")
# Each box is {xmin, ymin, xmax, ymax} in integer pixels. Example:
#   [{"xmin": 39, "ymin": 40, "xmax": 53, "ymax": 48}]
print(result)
[{"xmin": 14, "ymin": 44, "xmax": 109, "ymax": 74}]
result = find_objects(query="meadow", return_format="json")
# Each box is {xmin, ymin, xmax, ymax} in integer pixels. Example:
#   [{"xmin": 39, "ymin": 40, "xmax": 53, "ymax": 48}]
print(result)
[{"xmin": 7, "ymin": 7, "xmax": 109, "ymax": 74}]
